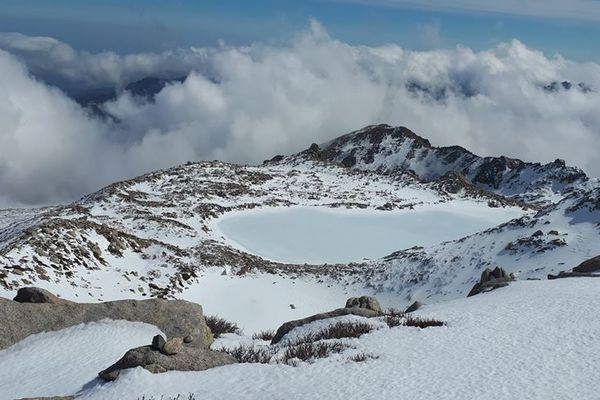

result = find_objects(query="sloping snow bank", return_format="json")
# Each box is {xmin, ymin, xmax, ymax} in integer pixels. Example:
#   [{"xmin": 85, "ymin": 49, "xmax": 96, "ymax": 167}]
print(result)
[
  {"xmin": 0, "ymin": 320, "xmax": 162, "ymax": 399},
  {"xmin": 78, "ymin": 278, "xmax": 600, "ymax": 400},
  {"xmin": 180, "ymin": 268, "xmax": 362, "ymax": 334}
]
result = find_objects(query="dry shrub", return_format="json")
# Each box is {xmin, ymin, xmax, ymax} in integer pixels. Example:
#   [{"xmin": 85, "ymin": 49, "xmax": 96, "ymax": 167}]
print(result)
[
  {"xmin": 217, "ymin": 345, "xmax": 276, "ymax": 364},
  {"xmin": 252, "ymin": 329, "xmax": 276, "ymax": 341},
  {"xmin": 403, "ymin": 315, "xmax": 445, "ymax": 328},
  {"xmin": 282, "ymin": 342, "xmax": 348, "ymax": 364},
  {"xmin": 349, "ymin": 352, "xmax": 379, "ymax": 362},
  {"xmin": 205, "ymin": 315, "xmax": 242, "ymax": 338}
]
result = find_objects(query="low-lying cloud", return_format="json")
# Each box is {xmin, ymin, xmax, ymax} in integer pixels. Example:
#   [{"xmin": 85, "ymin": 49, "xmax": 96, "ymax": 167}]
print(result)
[{"xmin": 1, "ymin": 21, "xmax": 600, "ymax": 207}]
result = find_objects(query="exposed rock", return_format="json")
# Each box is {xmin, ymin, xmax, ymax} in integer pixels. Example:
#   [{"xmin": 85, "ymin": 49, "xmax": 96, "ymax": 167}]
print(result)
[
  {"xmin": 531, "ymin": 230, "xmax": 544, "ymax": 237},
  {"xmin": 151, "ymin": 334, "xmax": 166, "ymax": 351},
  {"xmin": 547, "ymin": 255, "xmax": 600, "ymax": 279},
  {"xmin": 163, "ymin": 337, "xmax": 183, "ymax": 355},
  {"xmin": 548, "ymin": 271, "xmax": 600, "ymax": 280},
  {"xmin": 405, "ymin": 301, "xmax": 425, "ymax": 313},
  {"xmin": 0, "ymin": 289, "xmax": 212, "ymax": 350},
  {"xmin": 16, "ymin": 397, "xmax": 74, "ymax": 400},
  {"xmin": 573, "ymin": 255, "xmax": 600, "ymax": 273},
  {"xmin": 467, "ymin": 267, "xmax": 514, "ymax": 297},
  {"xmin": 183, "ymin": 335, "xmax": 194, "ymax": 344},
  {"xmin": 99, "ymin": 345, "xmax": 236, "ymax": 381},
  {"xmin": 13, "ymin": 287, "xmax": 72, "ymax": 305},
  {"xmin": 271, "ymin": 307, "xmax": 381, "ymax": 345},
  {"xmin": 345, "ymin": 296, "xmax": 383, "ymax": 314}
]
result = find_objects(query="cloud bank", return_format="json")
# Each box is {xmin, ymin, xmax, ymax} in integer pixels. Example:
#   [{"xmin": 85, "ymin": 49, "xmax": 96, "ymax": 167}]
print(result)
[
  {"xmin": 1, "ymin": 21, "xmax": 600, "ymax": 206},
  {"xmin": 333, "ymin": 0, "xmax": 600, "ymax": 22}
]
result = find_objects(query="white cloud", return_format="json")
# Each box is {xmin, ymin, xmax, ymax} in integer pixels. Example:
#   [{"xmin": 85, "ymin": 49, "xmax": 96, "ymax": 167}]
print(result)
[
  {"xmin": 1, "ymin": 22, "xmax": 600, "ymax": 206},
  {"xmin": 331, "ymin": 0, "xmax": 600, "ymax": 22}
]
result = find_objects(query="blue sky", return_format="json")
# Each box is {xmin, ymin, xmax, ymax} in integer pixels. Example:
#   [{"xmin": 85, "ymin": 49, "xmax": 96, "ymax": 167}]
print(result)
[{"xmin": 1, "ymin": 0, "xmax": 600, "ymax": 60}]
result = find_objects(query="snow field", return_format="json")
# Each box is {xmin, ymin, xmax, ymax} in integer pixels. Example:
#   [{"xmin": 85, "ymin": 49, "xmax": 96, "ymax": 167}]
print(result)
[{"xmin": 70, "ymin": 278, "xmax": 600, "ymax": 400}]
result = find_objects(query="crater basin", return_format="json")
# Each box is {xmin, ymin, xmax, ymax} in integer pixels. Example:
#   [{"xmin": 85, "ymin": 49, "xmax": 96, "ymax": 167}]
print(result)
[{"xmin": 216, "ymin": 204, "xmax": 523, "ymax": 265}]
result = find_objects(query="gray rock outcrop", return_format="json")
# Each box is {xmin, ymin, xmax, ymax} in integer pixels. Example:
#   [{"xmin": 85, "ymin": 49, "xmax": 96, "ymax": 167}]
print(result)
[
  {"xmin": 345, "ymin": 296, "xmax": 383, "ymax": 313},
  {"xmin": 99, "ymin": 343, "xmax": 236, "ymax": 381},
  {"xmin": 13, "ymin": 287, "xmax": 72, "ymax": 305},
  {"xmin": 467, "ymin": 267, "xmax": 514, "ymax": 297},
  {"xmin": 271, "ymin": 297, "xmax": 383, "ymax": 345},
  {"xmin": 573, "ymin": 255, "xmax": 600, "ymax": 273},
  {"xmin": 0, "ymin": 288, "xmax": 213, "ymax": 350},
  {"xmin": 405, "ymin": 301, "xmax": 425, "ymax": 313},
  {"xmin": 548, "ymin": 255, "xmax": 600, "ymax": 279}
]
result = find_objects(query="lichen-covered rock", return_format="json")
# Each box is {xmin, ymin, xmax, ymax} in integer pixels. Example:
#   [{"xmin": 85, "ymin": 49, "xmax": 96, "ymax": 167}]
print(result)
[
  {"xmin": 98, "ymin": 345, "xmax": 236, "ymax": 381},
  {"xmin": 163, "ymin": 337, "xmax": 183, "ymax": 355},
  {"xmin": 271, "ymin": 307, "xmax": 381, "ymax": 345},
  {"xmin": 0, "ymin": 289, "xmax": 212, "ymax": 350},
  {"xmin": 345, "ymin": 296, "xmax": 383, "ymax": 314}
]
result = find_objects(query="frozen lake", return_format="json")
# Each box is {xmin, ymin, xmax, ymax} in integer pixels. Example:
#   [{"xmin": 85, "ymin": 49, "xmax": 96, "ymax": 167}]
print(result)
[{"xmin": 217, "ymin": 205, "xmax": 523, "ymax": 264}]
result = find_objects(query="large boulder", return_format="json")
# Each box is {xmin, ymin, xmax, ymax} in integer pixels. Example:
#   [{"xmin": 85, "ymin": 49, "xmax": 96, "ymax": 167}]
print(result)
[
  {"xmin": 271, "ymin": 303, "xmax": 382, "ymax": 345},
  {"xmin": 345, "ymin": 296, "xmax": 383, "ymax": 313},
  {"xmin": 467, "ymin": 267, "xmax": 514, "ymax": 297},
  {"xmin": 13, "ymin": 287, "xmax": 72, "ymax": 305},
  {"xmin": 0, "ymin": 289, "xmax": 213, "ymax": 350},
  {"xmin": 99, "ymin": 343, "xmax": 236, "ymax": 381}
]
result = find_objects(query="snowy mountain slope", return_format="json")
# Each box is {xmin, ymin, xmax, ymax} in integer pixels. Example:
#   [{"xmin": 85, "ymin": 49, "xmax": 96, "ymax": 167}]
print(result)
[
  {"xmin": 1, "ymin": 159, "xmax": 481, "ymax": 301},
  {"xmin": 5, "ymin": 278, "xmax": 596, "ymax": 400},
  {"xmin": 267, "ymin": 124, "xmax": 592, "ymax": 205},
  {"xmin": 0, "ymin": 124, "xmax": 598, "ymax": 316}
]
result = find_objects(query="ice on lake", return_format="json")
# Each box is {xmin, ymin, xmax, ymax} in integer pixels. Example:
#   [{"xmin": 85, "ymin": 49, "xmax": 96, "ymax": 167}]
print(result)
[{"xmin": 216, "ymin": 204, "xmax": 523, "ymax": 264}]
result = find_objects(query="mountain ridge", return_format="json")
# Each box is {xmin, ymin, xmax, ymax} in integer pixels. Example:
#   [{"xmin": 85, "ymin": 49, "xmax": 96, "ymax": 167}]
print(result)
[{"xmin": 0, "ymin": 124, "xmax": 598, "ymax": 306}]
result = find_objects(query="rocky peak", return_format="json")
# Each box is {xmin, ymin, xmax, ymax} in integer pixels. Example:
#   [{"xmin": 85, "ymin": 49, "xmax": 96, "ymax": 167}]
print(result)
[{"xmin": 276, "ymin": 124, "xmax": 589, "ymax": 206}]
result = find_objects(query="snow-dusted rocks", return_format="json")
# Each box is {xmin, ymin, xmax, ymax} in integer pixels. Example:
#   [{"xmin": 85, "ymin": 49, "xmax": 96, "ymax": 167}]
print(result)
[
  {"xmin": 344, "ymin": 295, "xmax": 383, "ymax": 313},
  {"xmin": 467, "ymin": 267, "xmax": 514, "ymax": 297}
]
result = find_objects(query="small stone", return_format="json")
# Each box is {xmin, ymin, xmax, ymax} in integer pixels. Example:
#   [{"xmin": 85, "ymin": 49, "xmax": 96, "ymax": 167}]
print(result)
[
  {"xmin": 151, "ymin": 334, "xmax": 166, "ymax": 351},
  {"xmin": 183, "ymin": 335, "xmax": 194, "ymax": 344},
  {"xmin": 162, "ymin": 337, "xmax": 183, "ymax": 355}
]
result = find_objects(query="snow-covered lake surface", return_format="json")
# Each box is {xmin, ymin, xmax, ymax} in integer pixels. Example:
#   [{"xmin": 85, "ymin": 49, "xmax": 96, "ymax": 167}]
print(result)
[{"xmin": 216, "ymin": 204, "xmax": 524, "ymax": 264}]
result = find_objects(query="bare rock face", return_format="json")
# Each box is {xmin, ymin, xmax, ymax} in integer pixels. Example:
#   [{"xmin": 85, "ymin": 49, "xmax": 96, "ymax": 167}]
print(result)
[
  {"xmin": 99, "ymin": 344, "xmax": 236, "ymax": 381},
  {"xmin": 0, "ymin": 288, "xmax": 213, "ymax": 350},
  {"xmin": 467, "ymin": 267, "xmax": 514, "ymax": 297},
  {"xmin": 405, "ymin": 301, "xmax": 425, "ymax": 313},
  {"xmin": 345, "ymin": 296, "xmax": 383, "ymax": 314},
  {"xmin": 573, "ymin": 255, "xmax": 600, "ymax": 273},
  {"xmin": 271, "ymin": 300, "xmax": 382, "ymax": 345},
  {"xmin": 548, "ymin": 255, "xmax": 600, "ymax": 279},
  {"xmin": 13, "ymin": 287, "xmax": 72, "ymax": 305}
]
